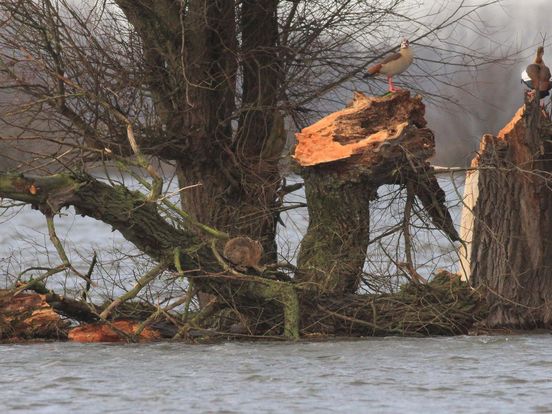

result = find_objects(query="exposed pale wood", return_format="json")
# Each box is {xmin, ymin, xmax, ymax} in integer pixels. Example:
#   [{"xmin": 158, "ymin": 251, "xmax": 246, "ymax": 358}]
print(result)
[
  {"xmin": 68, "ymin": 320, "xmax": 161, "ymax": 343},
  {"xmin": 294, "ymin": 91, "xmax": 432, "ymax": 170},
  {"xmin": 458, "ymin": 168, "xmax": 479, "ymax": 281},
  {"xmin": 0, "ymin": 291, "xmax": 69, "ymax": 340}
]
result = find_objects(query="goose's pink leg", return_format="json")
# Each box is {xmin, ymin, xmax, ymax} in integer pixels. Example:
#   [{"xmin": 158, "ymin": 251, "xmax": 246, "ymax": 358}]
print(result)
[{"xmin": 388, "ymin": 76, "xmax": 396, "ymax": 92}]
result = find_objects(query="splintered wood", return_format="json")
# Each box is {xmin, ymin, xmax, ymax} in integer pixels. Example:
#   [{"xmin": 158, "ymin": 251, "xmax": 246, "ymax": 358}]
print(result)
[
  {"xmin": 68, "ymin": 320, "xmax": 161, "ymax": 343},
  {"xmin": 0, "ymin": 291, "xmax": 68, "ymax": 341},
  {"xmin": 0, "ymin": 290, "xmax": 162, "ymax": 343},
  {"xmin": 293, "ymin": 91, "xmax": 432, "ymax": 168}
]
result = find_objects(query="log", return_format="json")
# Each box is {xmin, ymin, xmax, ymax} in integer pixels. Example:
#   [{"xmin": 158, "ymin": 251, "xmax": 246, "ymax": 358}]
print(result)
[
  {"xmin": 293, "ymin": 91, "xmax": 458, "ymax": 295},
  {"xmin": 0, "ymin": 290, "xmax": 69, "ymax": 341},
  {"xmin": 468, "ymin": 95, "xmax": 552, "ymax": 329},
  {"xmin": 0, "ymin": 289, "xmax": 166, "ymax": 342},
  {"xmin": 68, "ymin": 320, "xmax": 161, "ymax": 343}
]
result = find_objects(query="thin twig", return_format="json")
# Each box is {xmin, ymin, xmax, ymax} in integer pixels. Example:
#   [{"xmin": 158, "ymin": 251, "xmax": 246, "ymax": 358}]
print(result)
[{"xmin": 100, "ymin": 261, "xmax": 168, "ymax": 320}]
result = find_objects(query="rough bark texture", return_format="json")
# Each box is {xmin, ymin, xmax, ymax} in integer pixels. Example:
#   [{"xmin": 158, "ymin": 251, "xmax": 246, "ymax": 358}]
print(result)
[
  {"xmin": 470, "ymin": 97, "xmax": 552, "ymax": 328},
  {"xmin": 294, "ymin": 91, "xmax": 458, "ymax": 295},
  {"xmin": 174, "ymin": 0, "xmax": 284, "ymax": 261},
  {"xmin": 297, "ymin": 176, "xmax": 373, "ymax": 294},
  {"xmin": 0, "ymin": 173, "xmax": 218, "ymax": 270}
]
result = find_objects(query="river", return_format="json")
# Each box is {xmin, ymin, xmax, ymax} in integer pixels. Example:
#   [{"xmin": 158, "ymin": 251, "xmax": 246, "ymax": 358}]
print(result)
[{"xmin": 2, "ymin": 336, "xmax": 552, "ymax": 413}]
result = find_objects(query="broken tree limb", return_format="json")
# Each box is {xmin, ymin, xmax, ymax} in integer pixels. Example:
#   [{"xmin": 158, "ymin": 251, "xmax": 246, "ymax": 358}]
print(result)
[
  {"xmin": 293, "ymin": 91, "xmax": 458, "ymax": 295},
  {"xmin": 0, "ymin": 172, "xmax": 217, "ymax": 272},
  {"xmin": 401, "ymin": 182, "xmax": 427, "ymax": 284},
  {"xmin": 0, "ymin": 172, "xmax": 301, "ymax": 338},
  {"xmin": 0, "ymin": 290, "xmax": 70, "ymax": 341}
]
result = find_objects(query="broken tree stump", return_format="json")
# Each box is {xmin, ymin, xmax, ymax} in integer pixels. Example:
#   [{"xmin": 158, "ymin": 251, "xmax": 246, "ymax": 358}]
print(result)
[
  {"xmin": 293, "ymin": 91, "xmax": 458, "ymax": 295},
  {"xmin": 465, "ymin": 96, "xmax": 552, "ymax": 329}
]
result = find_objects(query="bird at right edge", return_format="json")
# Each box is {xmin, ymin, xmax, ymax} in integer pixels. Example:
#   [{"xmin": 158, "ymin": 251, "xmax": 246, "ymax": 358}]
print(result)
[
  {"xmin": 363, "ymin": 39, "xmax": 414, "ymax": 93},
  {"xmin": 521, "ymin": 46, "xmax": 551, "ymax": 100}
]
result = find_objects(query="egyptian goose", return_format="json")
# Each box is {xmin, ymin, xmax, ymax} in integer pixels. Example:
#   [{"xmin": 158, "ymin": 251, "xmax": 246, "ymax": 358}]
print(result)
[
  {"xmin": 363, "ymin": 39, "xmax": 414, "ymax": 92},
  {"xmin": 521, "ymin": 46, "xmax": 551, "ymax": 99}
]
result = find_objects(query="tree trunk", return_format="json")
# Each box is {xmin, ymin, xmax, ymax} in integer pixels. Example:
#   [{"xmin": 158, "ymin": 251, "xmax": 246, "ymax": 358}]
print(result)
[
  {"xmin": 294, "ymin": 91, "xmax": 458, "ymax": 295},
  {"xmin": 176, "ymin": 0, "xmax": 284, "ymax": 261},
  {"xmin": 118, "ymin": 1, "xmax": 284, "ymax": 260},
  {"xmin": 296, "ymin": 173, "xmax": 373, "ymax": 294},
  {"xmin": 469, "ymin": 97, "xmax": 552, "ymax": 329}
]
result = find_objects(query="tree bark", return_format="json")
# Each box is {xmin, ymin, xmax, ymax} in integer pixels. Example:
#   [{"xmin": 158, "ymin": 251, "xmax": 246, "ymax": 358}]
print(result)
[
  {"xmin": 297, "ymin": 173, "xmax": 373, "ymax": 294},
  {"xmin": 469, "ymin": 97, "xmax": 552, "ymax": 329},
  {"xmin": 118, "ymin": 1, "xmax": 285, "ymax": 260}
]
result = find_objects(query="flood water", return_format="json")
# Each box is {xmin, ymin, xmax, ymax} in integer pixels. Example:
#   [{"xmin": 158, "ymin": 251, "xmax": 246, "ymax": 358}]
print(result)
[
  {"xmin": 1, "ymin": 176, "xmax": 551, "ymax": 413},
  {"xmin": 2, "ymin": 336, "xmax": 552, "ymax": 413}
]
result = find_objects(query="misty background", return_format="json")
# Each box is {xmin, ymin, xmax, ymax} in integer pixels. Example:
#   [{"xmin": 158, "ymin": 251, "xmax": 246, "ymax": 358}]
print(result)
[{"xmin": 423, "ymin": 0, "xmax": 551, "ymax": 165}]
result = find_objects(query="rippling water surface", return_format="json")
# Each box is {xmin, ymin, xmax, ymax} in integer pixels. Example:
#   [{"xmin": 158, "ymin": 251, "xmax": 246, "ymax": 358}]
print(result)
[{"xmin": 2, "ymin": 336, "xmax": 552, "ymax": 413}]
